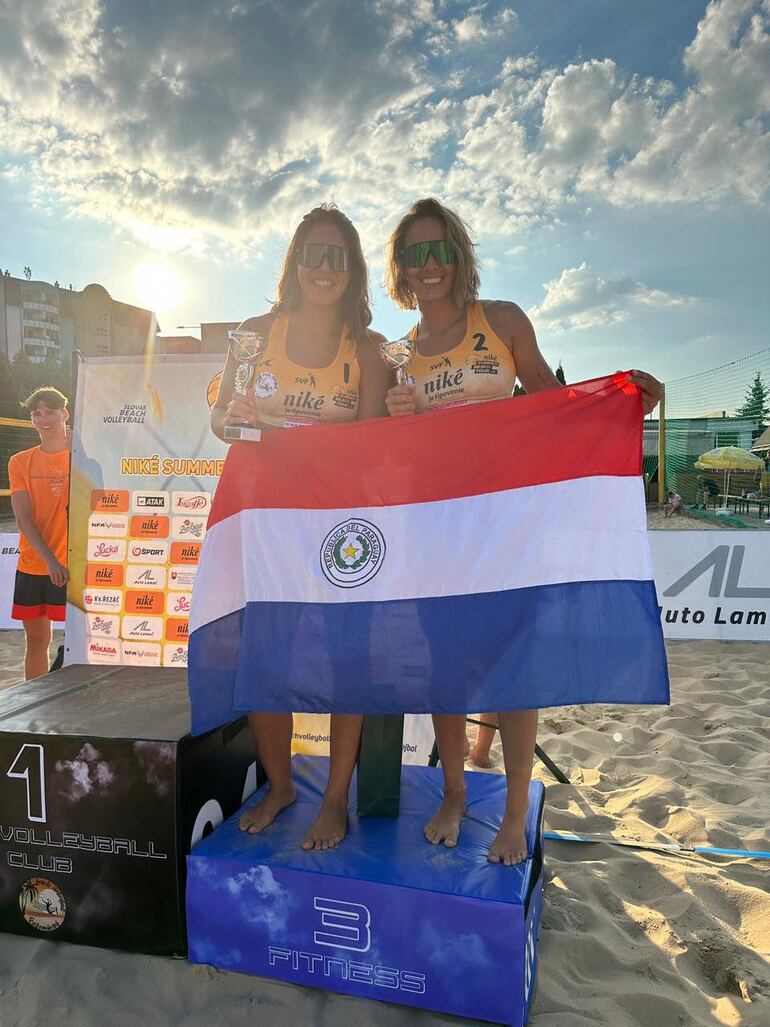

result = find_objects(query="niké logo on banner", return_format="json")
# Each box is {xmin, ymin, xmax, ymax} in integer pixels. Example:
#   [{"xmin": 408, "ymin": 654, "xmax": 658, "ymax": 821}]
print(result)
[{"xmin": 663, "ymin": 545, "xmax": 770, "ymax": 599}]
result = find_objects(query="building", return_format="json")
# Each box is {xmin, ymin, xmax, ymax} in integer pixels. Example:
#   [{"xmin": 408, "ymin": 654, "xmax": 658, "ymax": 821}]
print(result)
[
  {"xmin": 0, "ymin": 274, "xmax": 159, "ymax": 363},
  {"xmin": 201, "ymin": 322, "xmax": 238, "ymax": 354}
]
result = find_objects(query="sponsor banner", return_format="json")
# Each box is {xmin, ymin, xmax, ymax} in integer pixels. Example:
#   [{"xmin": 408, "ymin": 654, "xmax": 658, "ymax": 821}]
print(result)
[
  {"xmin": 87, "ymin": 639, "xmax": 122, "ymax": 663},
  {"xmin": 172, "ymin": 491, "xmax": 211, "ymax": 515},
  {"xmin": 129, "ymin": 515, "xmax": 170, "ymax": 539},
  {"xmin": 131, "ymin": 491, "xmax": 170, "ymax": 514},
  {"xmin": 126, "ymin": 565, "xmax": 167, "ymax": 589},
  {"xmin": 1, "ymin": 534, "xmax": 21, "ymax": 629},
  {"xmin": 170, "ymin": 541, "xmax": 202, "ymax": 565},
  {"xmin": 171, "ymin": 516, "xmax": 206, "ymax": 541},
  {"xmin": 83, "ymin": 589, "xmax": 123, "ymax": 613},
  {"xmin": 166, "ymin": 592, "xmax": 192, "ymax": 617},
  {"xmin": 91, "ymin": 489, "xmax": 129, "ymax": 513},
  {"xmin": 121, "ymin": 641, "xmax": 162, "ymax": 666},
  {"xmin": 86, "ymin": 613, "xmax": 120, "ymax": 639},
  {"xmin": 291, "ymin": 713, "xmax": 435, "ymax": 766},
  {"xmin": 168, "ymin": 566, "xmax": 197, "ymax": 591},
  {"xmin": 127, "ymin": 540, "xmax": 169, "ymax": 564},
  {"xmin": 163, "ymin": 644, "xmax": 189, "ymax": 667},
  {"xmin": 65, "ymin": 355, "xmax": 225, "ymax": 666},
  {"xmin": 124, "ymin": 590, "xmax": 165, "ymax": 615},
  {"xmin": 87, "ymin": 513, "xmax": 129, "ymax": 537},
  {"xmin": 650, "ymin": 531, "xmax": 770, "ymax": 641},
  {"xmin": 85, "ymin": 563, "xmax": 124, "ymax": 587},
  {"xmin": 86, "ymin": 539, "xmax": 126, "ymax": 562},
  {"xmin": 121, "ymin": 615, "xmax": 164, "ymax": 642}
]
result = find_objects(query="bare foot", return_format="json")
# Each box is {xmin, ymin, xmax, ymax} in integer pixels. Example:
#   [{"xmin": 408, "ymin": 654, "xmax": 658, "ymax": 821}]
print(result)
[
  {"xmin": 488, "ymin": 812, "xmax": 529, "ymax": 866},
  {"xmin": 424, "ymin": 786, "xmax": 466, "ymax": 847},
  {"xmin": 468, "ymin": 745, "xmax": 495, "ymax": 769},
  {"xmin": 301, "ymin": 798, "xmax": 348, "ymax": 851},
  {"xmin": 238, "ymin": 784, "xmax": 296, "ymax": 834}
]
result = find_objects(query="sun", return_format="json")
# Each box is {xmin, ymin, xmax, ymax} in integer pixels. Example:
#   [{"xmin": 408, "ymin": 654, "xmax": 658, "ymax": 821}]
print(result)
[{"xmin": 132, "ymin": 259, "xmax": 186, "ymax": 314}]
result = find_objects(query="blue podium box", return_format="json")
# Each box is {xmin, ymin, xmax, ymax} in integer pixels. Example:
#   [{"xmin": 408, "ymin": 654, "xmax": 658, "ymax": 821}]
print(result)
[{"xmin": 187, "ymin": 756, "xmax": 544, "ymax": 1026}]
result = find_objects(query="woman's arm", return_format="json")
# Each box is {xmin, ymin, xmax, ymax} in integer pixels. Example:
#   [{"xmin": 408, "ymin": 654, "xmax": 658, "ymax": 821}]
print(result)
[
  {"xmin": 485, "ymin": 301, "xmax": 663, "ymax": 413},
  {"xmin": 357, "ymin": 331, "xmax": 392, "ymax": 420}
]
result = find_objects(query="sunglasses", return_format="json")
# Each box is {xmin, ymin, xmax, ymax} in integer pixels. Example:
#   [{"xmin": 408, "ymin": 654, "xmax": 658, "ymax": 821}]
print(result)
[
  {"xmin": 399, "ymin": 239, "xmax": 456, "ymax": 268},
  {"xmin": 296, "ymin": 242, "xmax": 350, "ymax": 272}
]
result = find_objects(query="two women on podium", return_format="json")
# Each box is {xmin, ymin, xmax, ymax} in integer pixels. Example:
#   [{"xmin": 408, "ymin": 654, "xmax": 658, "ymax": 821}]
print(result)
[{"xmin": 211, "ymin": 199, "xmax": 663, "ymax": 864}]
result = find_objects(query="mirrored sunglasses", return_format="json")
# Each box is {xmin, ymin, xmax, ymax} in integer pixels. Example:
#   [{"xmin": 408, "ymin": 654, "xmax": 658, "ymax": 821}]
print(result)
[
  {"xmin": 399, "ymin": 239, "xmax": 456, "ymax": 268},
  {"xmin": 296, "ymin": 242, "xmax": 350, "ymax": 272}
]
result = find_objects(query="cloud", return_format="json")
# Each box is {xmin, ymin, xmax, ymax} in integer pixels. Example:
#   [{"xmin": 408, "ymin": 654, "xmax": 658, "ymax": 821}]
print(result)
[
  {"xmin": 133, "ymin": 741, "xmax": 175, "ymax": 796},
  {"xmin": 54, "ymin": 742, "xmax": 114, "ymax": 800},
  {"xmin": 528, "ymin": 263, "xmax": 692, "ymax": 332},
  {"xmin": 452, "ymin": 4, "xmax": 518, "ymax": 43},
  {"xmin": 0, "ymin": 0, "xmax": 767, "ymax": 256}
]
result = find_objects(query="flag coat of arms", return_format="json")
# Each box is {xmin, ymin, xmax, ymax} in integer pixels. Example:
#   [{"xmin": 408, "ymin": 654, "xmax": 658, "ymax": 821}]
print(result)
[{"xmin": 188, "ymin": 373, "xmax": 669, "ymax": 734}]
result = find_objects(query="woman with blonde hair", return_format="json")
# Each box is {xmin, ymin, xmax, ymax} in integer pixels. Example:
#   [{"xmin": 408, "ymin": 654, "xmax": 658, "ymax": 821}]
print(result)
[
  {"xmin": 384, "ymin": 197, "xmax": 662, "ymax": 864},
  {"xmin": 211, "ymin": 204, "xmax": 390, "ymax": 850}
]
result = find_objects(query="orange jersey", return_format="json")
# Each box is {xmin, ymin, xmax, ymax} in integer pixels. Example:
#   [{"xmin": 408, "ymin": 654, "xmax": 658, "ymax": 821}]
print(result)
[
  {"xmin": 408, "ymin": 302, "xmax": 517, "ymax": 413},
  {"xmin": 8, "ymin": 445, "xmax": 70, "ymax": 573},
  {"xmin": 247, "ymin": 313, "xmax": 361, "ymax": 428}
]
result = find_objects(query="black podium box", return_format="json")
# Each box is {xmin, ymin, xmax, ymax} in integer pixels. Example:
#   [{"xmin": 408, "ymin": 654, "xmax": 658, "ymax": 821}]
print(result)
[{"xmin": 0, "ymin": 665, "xmax": 259, "ymax": 955}]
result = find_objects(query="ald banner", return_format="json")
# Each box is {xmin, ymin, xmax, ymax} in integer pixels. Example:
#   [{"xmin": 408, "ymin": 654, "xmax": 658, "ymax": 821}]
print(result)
[
  {"xmin": 65, "ymin": 355, "xmax": 228, "ymax": 669},
  {"xmin": 649, "ymin": 531, "xmax": 769, "ymax": 641}
]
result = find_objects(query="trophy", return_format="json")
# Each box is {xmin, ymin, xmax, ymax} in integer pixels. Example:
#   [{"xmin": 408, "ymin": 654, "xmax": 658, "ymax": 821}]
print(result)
[
  {"xmin": 224, "ymin": 328, "xmax": 265, "ymax": 442},
  {"xmin": 380, "ymin": 334, "xmax": 415, "ymax": 385}
]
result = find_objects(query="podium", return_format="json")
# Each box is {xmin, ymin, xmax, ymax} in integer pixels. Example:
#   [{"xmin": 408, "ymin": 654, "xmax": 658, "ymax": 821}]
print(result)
[
  {"xmin": 187, "ymin": 755, "xmax": 544, "ymax": 1025},
  {"xmin": 0, "ymin": 665, "xmax": 258, "ymax": 954}
]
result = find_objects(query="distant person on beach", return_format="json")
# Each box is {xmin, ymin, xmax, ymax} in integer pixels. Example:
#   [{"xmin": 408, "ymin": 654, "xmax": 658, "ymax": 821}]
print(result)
[
  {"xmin": 664, "ymin": 491, "xmax": 683, "ymax": 517},
  {"xmin": 384, "ymin": 197, "xmax": 663, "ymax": 865},
  {"xmin": 8, "ymin": 387, "xmax": 71, "ymax": 679}
]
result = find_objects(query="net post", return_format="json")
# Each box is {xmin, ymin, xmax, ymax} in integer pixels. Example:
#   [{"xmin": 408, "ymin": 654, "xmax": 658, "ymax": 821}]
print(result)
[{"xmin": 657, "ymin": 383, "xmax": 666, "ymax": 504}]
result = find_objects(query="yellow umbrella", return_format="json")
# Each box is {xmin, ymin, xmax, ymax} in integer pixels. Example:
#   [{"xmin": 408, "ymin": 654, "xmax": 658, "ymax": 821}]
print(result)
[{"xmin": 695, "ymin": 446, "xmax": 764, "ymax": 514}]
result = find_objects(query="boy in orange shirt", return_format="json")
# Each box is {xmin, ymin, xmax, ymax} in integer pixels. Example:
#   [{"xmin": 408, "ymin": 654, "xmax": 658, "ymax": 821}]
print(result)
[{"xmin": 9, "ymin": 387, "xmax": 71, "ymax": 679}]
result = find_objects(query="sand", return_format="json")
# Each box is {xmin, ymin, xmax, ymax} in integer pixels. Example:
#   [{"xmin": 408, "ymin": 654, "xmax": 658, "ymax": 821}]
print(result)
[{"xmin": 0, "ymin": 632, "xmax": 767, "ymax": 1026}]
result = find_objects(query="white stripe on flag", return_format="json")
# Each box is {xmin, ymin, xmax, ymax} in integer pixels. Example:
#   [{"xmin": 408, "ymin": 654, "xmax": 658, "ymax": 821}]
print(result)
[{"xmin": 191, "ymin": 475, "xmax": 651, "ymax": 632}]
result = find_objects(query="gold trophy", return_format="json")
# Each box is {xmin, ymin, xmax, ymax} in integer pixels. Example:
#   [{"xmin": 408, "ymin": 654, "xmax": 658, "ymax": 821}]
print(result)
[
  {"xmin": 224, "ymin": 328, "xmax": 265, "ymax": 442},
  {"xmin": 380, "ymin": 334, "xmax": 415, "ymax": 386}
]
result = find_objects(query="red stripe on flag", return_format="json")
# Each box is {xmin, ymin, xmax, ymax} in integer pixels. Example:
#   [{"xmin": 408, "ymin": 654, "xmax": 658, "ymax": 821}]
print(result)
[{"xmin": 208, "ymin": 373, "xmax": 643, "ymax": 527}]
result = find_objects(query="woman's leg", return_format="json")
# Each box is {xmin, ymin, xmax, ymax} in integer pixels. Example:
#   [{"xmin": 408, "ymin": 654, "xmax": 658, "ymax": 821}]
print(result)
[
  {"xmin": 469, "ymin": 713, "xmax": 498, "ymax": 768},
  {"xmin": 302, "ymin": 714, "xmax": 363, "ymax": 850},
  {"xmin": 239, "ymin": 712, "xmax": 297, "ymax": 833},
  {"xmin": 424, "ymin": 714, "xmax": 467, "ymax": 847},
  {"xmin": 488, "ymin": 709, "xmax": 538, "ymax": 865}
]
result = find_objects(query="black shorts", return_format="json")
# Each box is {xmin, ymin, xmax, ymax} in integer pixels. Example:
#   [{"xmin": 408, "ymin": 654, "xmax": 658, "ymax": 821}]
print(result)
[{"xmin": 12, "ymin": 570, "xmax": 66, "ymax": 622}]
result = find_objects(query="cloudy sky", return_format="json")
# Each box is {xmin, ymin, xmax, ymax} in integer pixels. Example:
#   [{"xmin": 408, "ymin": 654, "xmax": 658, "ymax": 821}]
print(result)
[{"xmin": 1, "ymin": 0, "xmax": 768, "ymax": 383}]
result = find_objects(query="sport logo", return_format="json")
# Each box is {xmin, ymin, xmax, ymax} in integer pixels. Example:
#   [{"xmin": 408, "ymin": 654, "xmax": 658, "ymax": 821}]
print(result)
[
  {"xmin": 255, "ymin": 371, "xmax": 278, "ymax": 398},
  {"xmin": 172, "ymin": 492, "xmax": 210, "ymax": 512},
  {"xmin": 171, "ymin": 594, "xmax": 191, "ymax": 614},
  {"xmin": 88, "ymin": 615, "xmax": 116, "ymax": 637},
  {"xmin": 320, "ymin": 519, "xmax": 385, "ymax": 589},
  {"xmin": 122, "ymin": 615, "xmax": 163, "ymax": 641},
  {"xmin": 132, "ymin": 491, "xmax": 169, "ymax": 514},
  {"xmin": 19, "ymin": 878, "xmax": 66, "ymax": 933}
]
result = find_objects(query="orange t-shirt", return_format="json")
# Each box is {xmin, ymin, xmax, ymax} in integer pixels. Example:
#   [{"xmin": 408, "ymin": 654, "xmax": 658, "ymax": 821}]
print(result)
[{"xmin": 8, "ymin": 446, "xmax": 70, "ymax": 574}]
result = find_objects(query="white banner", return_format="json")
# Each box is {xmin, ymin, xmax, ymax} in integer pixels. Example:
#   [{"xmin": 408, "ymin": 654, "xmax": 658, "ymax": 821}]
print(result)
[
  {"xmin": 0, "ymin": 533, "xmax": 20, "ymax": 629},
  {"xmin": 650, "ymin": 531, "xmax": 770, "ymax": 641},
  {"xmin": 65, "ymin": 355, "xmax": 227, "ymax": 666}
]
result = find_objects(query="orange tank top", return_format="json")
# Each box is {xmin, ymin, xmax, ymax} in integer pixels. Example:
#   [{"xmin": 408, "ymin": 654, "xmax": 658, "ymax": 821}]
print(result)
[
  {"xmin": 249, "ymin": 314, "xmax": 361, "ymax": 428},
  {"xmin": 408, "ymin": 302, "xmax": 517, "ymax": 413}
]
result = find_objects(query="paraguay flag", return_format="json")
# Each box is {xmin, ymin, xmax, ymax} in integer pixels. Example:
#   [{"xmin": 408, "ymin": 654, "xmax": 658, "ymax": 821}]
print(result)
[{"xmin": 188, "ymin": 373, "xmax": 669, "ymax": 734}]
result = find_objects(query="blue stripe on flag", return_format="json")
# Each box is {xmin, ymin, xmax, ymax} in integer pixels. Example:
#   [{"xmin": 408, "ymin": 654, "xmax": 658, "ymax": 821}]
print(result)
[{"xmin": 188, "ymin": 579, "xmax": 669, "ymax": 734}]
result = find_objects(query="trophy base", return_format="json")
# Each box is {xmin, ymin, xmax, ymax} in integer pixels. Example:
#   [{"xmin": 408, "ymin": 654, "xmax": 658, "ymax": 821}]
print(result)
[{"xmin": 224, "ymin": 424, "xmax": 262, "ymax": 443}]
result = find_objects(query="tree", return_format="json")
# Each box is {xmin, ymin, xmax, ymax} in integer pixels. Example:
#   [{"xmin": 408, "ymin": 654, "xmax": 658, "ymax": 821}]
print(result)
[
  {"xmin": 735, "ymin": 372, "xmax": 769, "ymax": 434},
  {"xmin": 0, "ymin": 356, "xmax": 23, "ymax": 417}
]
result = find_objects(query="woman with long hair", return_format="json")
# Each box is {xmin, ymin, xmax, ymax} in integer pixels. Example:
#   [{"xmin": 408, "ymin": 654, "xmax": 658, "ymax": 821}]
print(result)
[
  {"xmin": 212, "ymin": 204, "xmax": 390, "ymax": 850},
  {"xmin": 384, "ymin": 197, "xmax": 661, "ymax": 864}
]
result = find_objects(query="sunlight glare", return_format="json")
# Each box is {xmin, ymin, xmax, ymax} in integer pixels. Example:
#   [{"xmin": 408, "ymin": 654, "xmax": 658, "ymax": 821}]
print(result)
[{"xmin": 132, "ymin": 259, "xmax": 186, "ymax": 314}]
